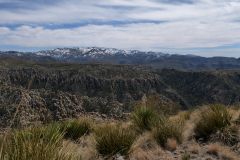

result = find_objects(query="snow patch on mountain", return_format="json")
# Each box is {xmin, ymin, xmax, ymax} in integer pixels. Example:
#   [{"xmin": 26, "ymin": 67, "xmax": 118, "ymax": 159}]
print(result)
[{"xmin": 35, "ymin": 47, "xmax": 168, "ymax": 59}]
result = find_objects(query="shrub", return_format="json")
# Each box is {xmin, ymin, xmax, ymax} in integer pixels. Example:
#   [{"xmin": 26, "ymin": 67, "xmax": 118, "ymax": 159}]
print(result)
[
  {"xmin": 131, "ymin": 106, "xmax": 158, "ymax": 132},
  {"xmin": 153, "ymin": 117, "xmax": 183, "ymax": 148},
  {"xmin": 0, "ymin": 124, "xmax": 72, "ymax": 160},
  {"xmin": 194, "ymin": 104, "xmax": 232, "ymax": 141},
  {"xmin": 61, "ymin": 117, "xmax": 92, "ymax": 140},
  {"xmin": 94, "ymin": 123, "xmax": 137, "ymax": 156}
]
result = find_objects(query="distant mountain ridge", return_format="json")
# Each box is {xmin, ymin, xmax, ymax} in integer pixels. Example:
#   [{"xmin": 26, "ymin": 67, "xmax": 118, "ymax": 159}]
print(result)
[{"xmin": 1, "ymin": 47, "xmax": 240, "ymax": 71}]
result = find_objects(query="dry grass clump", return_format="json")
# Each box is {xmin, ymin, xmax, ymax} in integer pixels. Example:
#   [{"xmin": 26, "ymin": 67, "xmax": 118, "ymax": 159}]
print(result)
[
  {"xmin": 130, "ymin": 132, "xmax": 155, "ymax": 152},
  {"xmin": 235, "ymin": 114, "xmax": 240, "ymax": 125},
  {"xmin": 61, "ymin": 136, "xmax": 97, "ymax": 160},
  {"xmin": 207, "ymin": 143, "xmax": 239, "ymax": 160},
  {"xmin": 153, "ymin": 116, "xmax": 183, "ymax": 148},
  {"xmin": 188, "ymin": 142, "xmax": 200, "ymax": 154},
  {"xmin": 131, "ymin": 106, "xmax": 158, "ymax": 132},
  {"xmin": 194, "ymin": 104, "xmax": 232, "ymax": 141},
  {"xmin": 129, "ymin": 147, "xmax": 172, "ymax": 160},
  {"xmin": 129, "ymin": 132, "xmax": 173, "ymax": 160},
  {"xmin": 178, "ymin": 111, "xmax": 192, "ymax": 121},
  {"xmin": 210, "ymin": 125, "xmax": 239, "ymax": 146},
  {"xmin": 0, "ymin": 124, "xmax": 74, "ymax": 160},
  {"xmin": 94, "ymin": 123, "xmax": 137, "ymax": 156},
  {"xmin": 165, "ymin": 138, "xmax": 177, "ymax": 151},
  {"xmin": 129, "ymin": 147, "xmax": 174, "ymax": 160},
  {"xmin": 207, "ymin": 143, "xmax": 219, "ymax": 156},
  {"xmin": 61, "ymin": 117, "xmax": 92, "ymax": 141},
  {"xmin": 182, "ymin": 110, "xmax": 201, "ymax": 141},
  {"xmin": 228, "ymin": 107, "xmax": 240, "ymax": 120}
]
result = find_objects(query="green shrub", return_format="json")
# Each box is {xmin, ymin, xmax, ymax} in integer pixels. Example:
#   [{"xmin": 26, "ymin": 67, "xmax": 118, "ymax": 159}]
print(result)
[
  {"xmin": 61, "ymin": 117, "xmax": 92, "ymax": 140},
  {"xmin": 153, "ymin": 117, "xmax": 183, "ymax": 147},
  {"xmin": 131, "ymin": 106, "xmax": 158, "ymax": 132},
  {"xmin": 194, "ymin": 104, "xmax": 232, "ymax": 140},
  {"xmin": 94, "ymin": 123, "xmax": 137, "ymax": 156},
  {"xmin": 0, "ymin": 124, "xmax": 72, "ymax": 160}
]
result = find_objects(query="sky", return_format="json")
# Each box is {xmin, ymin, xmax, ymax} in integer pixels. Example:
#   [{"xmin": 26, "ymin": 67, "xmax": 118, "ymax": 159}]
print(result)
[{"xmin": 0, "ymin": 0, "xmax": 240, "ymax": 57}]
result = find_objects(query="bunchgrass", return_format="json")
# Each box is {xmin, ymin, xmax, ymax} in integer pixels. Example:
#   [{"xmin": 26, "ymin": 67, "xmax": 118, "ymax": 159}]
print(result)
[
  {"xmin": 94, "ymin": 123, "xmax": 137, "ymax": 156},
  {"xmin": 194, "ymin": 104, "xmax": 232, "ymax": 141},
  {"xmin": 0, "ymin": 124, "xmax": 73, "ymax": 160},
  {"xmin": 61, "ymin": 117, "xmax": 92, "ymax": 140},
  {"xmin": 131, "ymin": 106, "xmax": 158, "ymax": 132},
  {"xmin": 179, "ymin": 111, "xmax": 191, "ymax": 121},
  {"xmin": 153, "ymin": 116, "xmax": 183, "ymax": 148}
]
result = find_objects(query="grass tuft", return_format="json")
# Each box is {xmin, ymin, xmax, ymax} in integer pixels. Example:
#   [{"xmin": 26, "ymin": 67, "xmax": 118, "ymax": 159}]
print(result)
[
  {"xmin": 131, "ymin": 106, "xmax": 158, "ymax": 132},
  {"xmin": 235, "ymin": 114, "xmax": 240, "ymax": 125},
  {"xmin": 0, "ymin": 124, "xmax": 73, "ymax": 160},
  {"xmin": 153, "ymin": 116, "xmax": 183, "ymax": 148},
  {"xmin": 194, "ymin": 104, "xmax": 232, "ymax": 141},
  {"xmin": 61, "ymin": 117, "xmax": 92, "ymax": 140},
  {"xmin": 94, "ymin": 123, "xmax": 137, "ymax": 156}
]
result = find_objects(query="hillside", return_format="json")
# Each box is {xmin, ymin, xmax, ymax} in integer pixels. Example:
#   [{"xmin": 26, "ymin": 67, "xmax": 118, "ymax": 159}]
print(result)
[
  {"xmin": 0, "ymin": 58, "xmax": 240, "ymax": 127},
  {"xmin": 1, "ymin": 105, "xmax": 240, "ymax": 160}
]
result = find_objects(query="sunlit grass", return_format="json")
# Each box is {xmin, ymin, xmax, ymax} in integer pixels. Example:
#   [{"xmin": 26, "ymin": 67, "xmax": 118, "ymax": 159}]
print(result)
[
  {"xmin": 194, "ymin": 104, "xmax": 232, "ymax": 141},
  {"xmin": 94, "ymin": 123, "xmax": 137, "ymax": 156},
  {"xmin": 0, "ymin": 124, "xmax": 74, "ymax": 160}
]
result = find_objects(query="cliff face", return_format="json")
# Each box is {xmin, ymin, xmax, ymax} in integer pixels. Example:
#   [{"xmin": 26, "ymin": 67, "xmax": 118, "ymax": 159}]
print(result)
[
  {"xmin": 0, "ymin": 61, "xmax": 240, "ymax": 127},
  {"xmin": 2, "ymin": 67, "xmax": 240, "ymax": 106},
  {"xmin": 160, "ymin": 69, "xmax": 240, "ymax": 106}
]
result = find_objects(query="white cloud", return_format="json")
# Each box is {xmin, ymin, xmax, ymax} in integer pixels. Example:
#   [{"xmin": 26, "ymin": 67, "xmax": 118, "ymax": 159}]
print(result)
[
  {"xmin": 1, "ymin": 0, "xmax": 239, "ymax": 24},
  {"xmin": 0, "ymin": 27, "xmax": 10, "ymax": 35},
  {"xmin": 1, "ymin": 20, "xmax": 240, "ymax": 49},
  {"xmin": 0, "ymin": 0, "xmax": 240, "ymax": 57}
]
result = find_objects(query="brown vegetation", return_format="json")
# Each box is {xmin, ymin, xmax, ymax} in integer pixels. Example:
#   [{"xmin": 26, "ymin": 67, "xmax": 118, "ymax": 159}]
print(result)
[{"xmin": 0, "ymin": 104, "xmax": 239, "ymax": 160}]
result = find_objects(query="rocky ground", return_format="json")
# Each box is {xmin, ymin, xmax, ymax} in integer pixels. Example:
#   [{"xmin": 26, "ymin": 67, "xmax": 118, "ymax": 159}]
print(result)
[{"xmin": 61, "ymin": 131, "xmax": 240, "ymax": 160}]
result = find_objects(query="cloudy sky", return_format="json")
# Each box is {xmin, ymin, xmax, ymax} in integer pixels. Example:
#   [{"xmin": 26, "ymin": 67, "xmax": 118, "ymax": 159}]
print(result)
[{"xmin": 0, "ymin": 0, "xmax": 240, "ymax": 57}]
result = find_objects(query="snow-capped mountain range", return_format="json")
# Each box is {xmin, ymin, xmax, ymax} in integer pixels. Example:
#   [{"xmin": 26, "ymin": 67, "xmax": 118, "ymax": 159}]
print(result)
[
  {"xmin": 35, "ymin": 47, "xmax": 168, "ymax": 59},
  {"xmin": 1, "ymin": 47, "xmax": 240, "ymax": 71}
]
